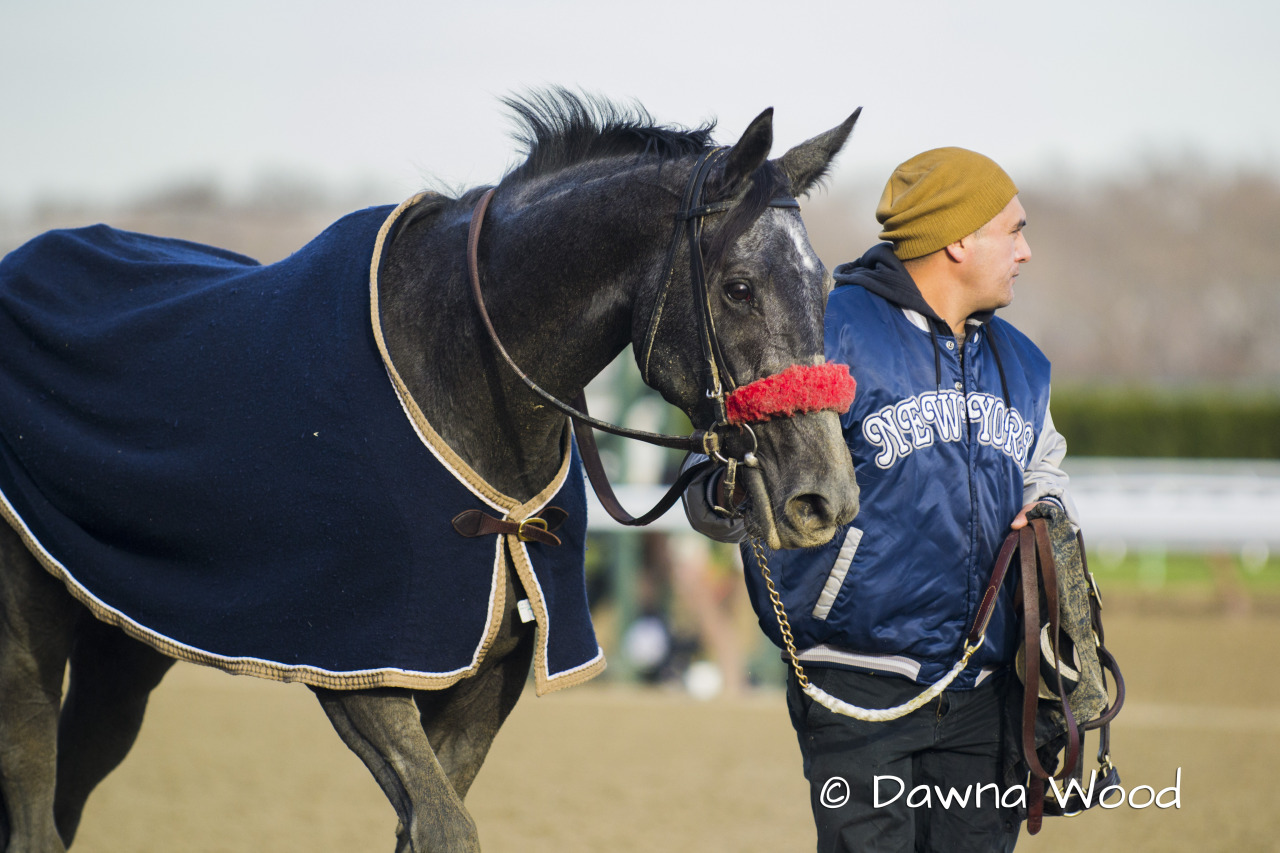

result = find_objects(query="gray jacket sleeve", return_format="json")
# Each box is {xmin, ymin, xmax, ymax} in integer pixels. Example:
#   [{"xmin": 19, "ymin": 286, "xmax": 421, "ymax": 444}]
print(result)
[
  {"xmin": 679, "ymin": 454, "xmax": 748, "ymax": 544},
  {"xmin": 1023, "ymin": 400, "xmax": 1081, "ymax": 526}
]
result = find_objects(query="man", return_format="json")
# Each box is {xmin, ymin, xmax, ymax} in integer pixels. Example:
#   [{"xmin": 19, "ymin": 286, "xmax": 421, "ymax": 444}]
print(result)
[{"xmin": 685, "ymin": 147, "xmax": 1078, "ymax": 852}]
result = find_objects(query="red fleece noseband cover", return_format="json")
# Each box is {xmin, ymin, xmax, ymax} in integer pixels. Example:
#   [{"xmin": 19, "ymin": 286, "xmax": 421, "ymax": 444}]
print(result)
[{"xmin": 724, "ymin": 363, "xmax": 857, "ymax": 425}]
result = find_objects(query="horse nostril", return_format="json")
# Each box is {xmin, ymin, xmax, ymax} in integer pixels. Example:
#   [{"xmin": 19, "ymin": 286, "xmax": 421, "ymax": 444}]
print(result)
[{"xmin": 784, "ymin": 493, "xmax": 835, "ymax": 532}]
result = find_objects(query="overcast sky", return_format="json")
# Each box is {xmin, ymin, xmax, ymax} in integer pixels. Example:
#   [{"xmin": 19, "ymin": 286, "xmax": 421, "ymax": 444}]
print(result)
[{"xmin": 3, "ymin": 0, "xmax": 1278, "ymax": 212}]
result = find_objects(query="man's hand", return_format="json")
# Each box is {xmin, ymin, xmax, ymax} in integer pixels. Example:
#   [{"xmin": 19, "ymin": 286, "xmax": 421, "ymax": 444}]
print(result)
[{"xmin": 1010, "ymin": 501, "xmax": 1047, "ymax": 530}]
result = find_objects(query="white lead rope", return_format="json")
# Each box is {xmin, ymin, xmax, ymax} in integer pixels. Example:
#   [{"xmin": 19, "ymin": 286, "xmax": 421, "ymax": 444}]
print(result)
[
  {"xmin": 750, "ymin": 538, "xmax": 985, "ymax": 723},
  {"xmin": 801, "ymin": 637, "xmax": 984, "ymax": 722}
]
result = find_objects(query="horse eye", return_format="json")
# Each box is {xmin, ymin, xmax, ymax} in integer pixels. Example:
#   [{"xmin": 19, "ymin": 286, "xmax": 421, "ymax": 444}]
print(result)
[{"xmin": 725, "ymin": 281, "xmax": 753, "ymax": 302}]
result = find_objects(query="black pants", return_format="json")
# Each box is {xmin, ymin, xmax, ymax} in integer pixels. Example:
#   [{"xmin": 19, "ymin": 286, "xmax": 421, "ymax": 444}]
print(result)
[{"xmin": 787, "ymin": 667, "xmax": 1022, "ymax": 853}]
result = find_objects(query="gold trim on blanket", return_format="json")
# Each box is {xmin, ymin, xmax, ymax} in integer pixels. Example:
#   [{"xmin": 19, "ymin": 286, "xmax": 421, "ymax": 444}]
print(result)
[
  {"xmin": 0, "ymin": 197, "xmax": 604, "ymax": 695},
  {"xmin": 368, "ymin": 195, "xmax": 604, "ymax": 695},
  {"xmin": 0, "ymin": 486, "xmax": 489, "ymax": 691}
]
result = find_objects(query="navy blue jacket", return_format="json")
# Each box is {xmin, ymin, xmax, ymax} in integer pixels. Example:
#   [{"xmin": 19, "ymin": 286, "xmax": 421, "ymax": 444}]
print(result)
[{"xmin": 710, "ymin": 243, "xmax": 1073, "ymax": 689}]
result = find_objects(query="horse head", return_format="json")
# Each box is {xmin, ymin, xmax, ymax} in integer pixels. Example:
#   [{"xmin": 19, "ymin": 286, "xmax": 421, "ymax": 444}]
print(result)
[
  {"xmin": 390, "ymin": 92, "xmax": 860, "ymax": 550},
  {"xmin": 631, "ymin": 107, "xmax": 862, "ymax": 549}
]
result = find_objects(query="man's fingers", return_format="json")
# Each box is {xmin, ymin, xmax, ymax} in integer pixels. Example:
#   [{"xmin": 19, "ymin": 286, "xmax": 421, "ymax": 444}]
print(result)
[{"xmin": 1010, "ymin": 501, "xmax": 1038, "ymax": 530}]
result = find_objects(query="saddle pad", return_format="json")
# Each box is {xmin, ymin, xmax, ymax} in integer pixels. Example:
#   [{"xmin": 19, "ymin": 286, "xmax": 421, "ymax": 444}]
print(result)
[{"xmin": 0, "ymin": 200, "xmax": 603, "ymax": 694}]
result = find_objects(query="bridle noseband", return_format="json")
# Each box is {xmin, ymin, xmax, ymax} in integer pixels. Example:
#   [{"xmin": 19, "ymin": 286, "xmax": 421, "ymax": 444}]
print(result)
[{"xmin": 465, "ymin": 148, "xmax": 854, "ymax": 526}]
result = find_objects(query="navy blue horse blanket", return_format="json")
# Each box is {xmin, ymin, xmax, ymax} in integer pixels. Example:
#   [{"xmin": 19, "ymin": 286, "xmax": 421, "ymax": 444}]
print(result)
[{"xmin": 0, "ymin": 199, "xmax": 603, "ymax": 694}]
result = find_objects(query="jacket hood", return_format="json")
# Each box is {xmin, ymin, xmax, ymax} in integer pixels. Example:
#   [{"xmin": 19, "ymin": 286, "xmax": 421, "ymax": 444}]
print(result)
[
  {"xmin": 832, "ymin": 243, "xmax": 943, "ymax": 323},
  {"xmin": 833, "ymin": 242, "xmax": 1008, "ymax": 403},
  {"xmin": 832, "ymin": 243, "xmax": 996, "ymax": 330}
]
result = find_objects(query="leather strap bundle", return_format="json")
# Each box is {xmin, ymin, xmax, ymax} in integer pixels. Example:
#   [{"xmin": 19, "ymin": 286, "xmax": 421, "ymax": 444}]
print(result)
[{"xmin": 1004, "ymin": 503, "xmax": 1125, "ymax": 834}]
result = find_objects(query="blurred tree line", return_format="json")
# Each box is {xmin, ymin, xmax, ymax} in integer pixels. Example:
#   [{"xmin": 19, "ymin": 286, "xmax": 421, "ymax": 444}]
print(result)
[
  {"xmin": 803, "ymin": 163, "xmax": 1280, "ymax": 391},
  {"xmin": 4, "ymin": 163, "xmax": 1278, "ymax": 458},
  {"xmin": 803, "ymin": 162, "xmax": 1280, "ymax": 458}
]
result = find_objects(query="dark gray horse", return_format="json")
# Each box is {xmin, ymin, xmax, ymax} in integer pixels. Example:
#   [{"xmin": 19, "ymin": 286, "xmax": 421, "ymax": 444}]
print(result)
[{"xmin": 0, "ymin": 92, "xmax": 860, "ymax": 851}]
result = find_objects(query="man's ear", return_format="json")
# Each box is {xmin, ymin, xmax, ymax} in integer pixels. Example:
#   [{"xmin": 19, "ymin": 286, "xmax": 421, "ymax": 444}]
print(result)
[{"xmin": 943, "ymin": 239, "xmax": 967, "ymax": 263}]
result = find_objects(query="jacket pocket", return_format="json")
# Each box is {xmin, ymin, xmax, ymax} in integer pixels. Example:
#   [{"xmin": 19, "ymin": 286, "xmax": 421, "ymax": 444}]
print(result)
[{"xmin": 811, "ymin": 527, "xmax": 863, "ymax": 620}]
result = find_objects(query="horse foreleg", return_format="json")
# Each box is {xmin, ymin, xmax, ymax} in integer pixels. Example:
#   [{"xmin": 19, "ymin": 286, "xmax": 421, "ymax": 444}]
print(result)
[
  {"xmin": 0, "ymin": 523, "xmax": 77, "ymax": 853},
  {"xmin": 315, "ymin": 688, "xmax": 480, "ymax": 853},
  {"xmin": 51, "ymin": 616, "xmax": 174, "ymax": 845},
  {"xmin": 414, "ymin": 630, "xmax": 533, "ymax": 800}
]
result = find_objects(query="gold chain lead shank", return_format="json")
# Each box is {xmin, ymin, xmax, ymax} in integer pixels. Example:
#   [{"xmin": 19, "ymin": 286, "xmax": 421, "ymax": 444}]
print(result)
[{"xmin": 750, "ymin": 538, "xmax": 810, "ymax": 690}]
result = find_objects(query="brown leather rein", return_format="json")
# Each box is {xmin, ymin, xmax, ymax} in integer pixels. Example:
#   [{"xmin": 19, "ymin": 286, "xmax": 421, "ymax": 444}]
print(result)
[{"xmin": 465, "ymin": 149, "xmax": 802, "ymax": 526}]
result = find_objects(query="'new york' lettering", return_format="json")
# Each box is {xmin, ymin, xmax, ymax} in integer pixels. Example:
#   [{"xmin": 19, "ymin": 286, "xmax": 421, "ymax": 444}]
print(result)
[{"xmin": 862, "ymin": 390, "xmax": 1034, "ymax": 470}]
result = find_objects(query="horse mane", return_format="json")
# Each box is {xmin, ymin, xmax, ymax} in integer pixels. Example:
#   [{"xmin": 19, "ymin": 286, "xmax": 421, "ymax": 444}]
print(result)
[
  {"xmin": 397, "ymin": 89, "xmax": 790, "ymax": 261},
  {"xmin": 499, "ymin": 89, "xmax": 794, "ymax": 268},
  {"xmin": 500, "ymin": 88, "xmax": 716, "ymax": 185}
]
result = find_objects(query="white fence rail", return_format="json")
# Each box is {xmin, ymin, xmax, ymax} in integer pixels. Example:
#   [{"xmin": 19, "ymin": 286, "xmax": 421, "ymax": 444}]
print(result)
[
  {"xmin": 587, "ymin": 459, "xmax": 1280, "ymax": 556},
  {"xmin": 1065, "ymin": 459, "xmax": 1280, "ymax": 554}
]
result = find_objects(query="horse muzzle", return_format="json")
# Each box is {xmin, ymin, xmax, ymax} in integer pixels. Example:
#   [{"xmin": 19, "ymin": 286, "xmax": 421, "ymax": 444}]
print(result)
[{"xmin": 739, "ymin": 408, "xmax": 859, "ymax": 550}]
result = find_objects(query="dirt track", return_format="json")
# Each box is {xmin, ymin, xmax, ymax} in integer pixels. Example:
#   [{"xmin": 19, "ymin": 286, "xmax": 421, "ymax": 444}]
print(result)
[{"xmin": 69, "ymin": 610, "xmax": 1280, "ymax": 852}]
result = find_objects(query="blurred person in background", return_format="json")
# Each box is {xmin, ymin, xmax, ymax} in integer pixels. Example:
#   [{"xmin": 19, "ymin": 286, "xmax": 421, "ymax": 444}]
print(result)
[{"xmin": 684, "ymin": 147, "xmax": 1078, "ymax": 852}]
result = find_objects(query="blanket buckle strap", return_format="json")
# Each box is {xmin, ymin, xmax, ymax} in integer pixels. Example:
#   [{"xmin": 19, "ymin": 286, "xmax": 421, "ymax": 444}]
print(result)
[
  {"xmin": 516, "ymin": 517, "xmax": 549, "ymax": 543},
  {"xmin": 451, "ymin": 508, "xmax": 569, "ymax": 548}
]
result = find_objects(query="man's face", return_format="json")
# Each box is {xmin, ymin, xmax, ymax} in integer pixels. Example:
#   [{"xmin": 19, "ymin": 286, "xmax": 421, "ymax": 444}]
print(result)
[{"xmin": 960, "ymin": 195, "xmax": 1031, "ymax": 313}]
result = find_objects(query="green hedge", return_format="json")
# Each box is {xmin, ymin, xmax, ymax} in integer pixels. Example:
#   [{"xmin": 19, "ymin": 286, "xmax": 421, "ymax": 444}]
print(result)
[{"xmin": 1050, "ymin": 389, "xmax": 1280, "ymax": 458}]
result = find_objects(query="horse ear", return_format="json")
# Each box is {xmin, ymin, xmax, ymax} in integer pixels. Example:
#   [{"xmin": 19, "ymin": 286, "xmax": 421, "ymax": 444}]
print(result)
[
  {"xmin": 720, "ymin": 108, "xmax": 775, "ymax": 193},
  {"xmin": 776, "ymin": 107, "xmax": 862, "ymax": 196}
]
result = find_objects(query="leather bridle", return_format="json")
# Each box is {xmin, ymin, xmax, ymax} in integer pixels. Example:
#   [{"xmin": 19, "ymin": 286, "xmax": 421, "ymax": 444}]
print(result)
[
  {"xmin": 465, "ymin": 148, "xmax": 810, "ymax": 526},
  {"xmin": 639, "ymin": 148, "xmax": 800, "ymax": 413}
]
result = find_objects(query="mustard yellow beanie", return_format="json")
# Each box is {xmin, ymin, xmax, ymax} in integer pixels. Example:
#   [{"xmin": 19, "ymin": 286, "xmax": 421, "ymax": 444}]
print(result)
[{"xmin": 876, "ymin": 147, "xmax": 1018, "ymax": 261}]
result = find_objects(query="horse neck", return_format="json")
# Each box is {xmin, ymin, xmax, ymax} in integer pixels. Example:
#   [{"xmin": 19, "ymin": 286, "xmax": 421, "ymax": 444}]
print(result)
[{"xmin": 380, "ymin": 173, "xmax": 671, "ymax": 501}]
